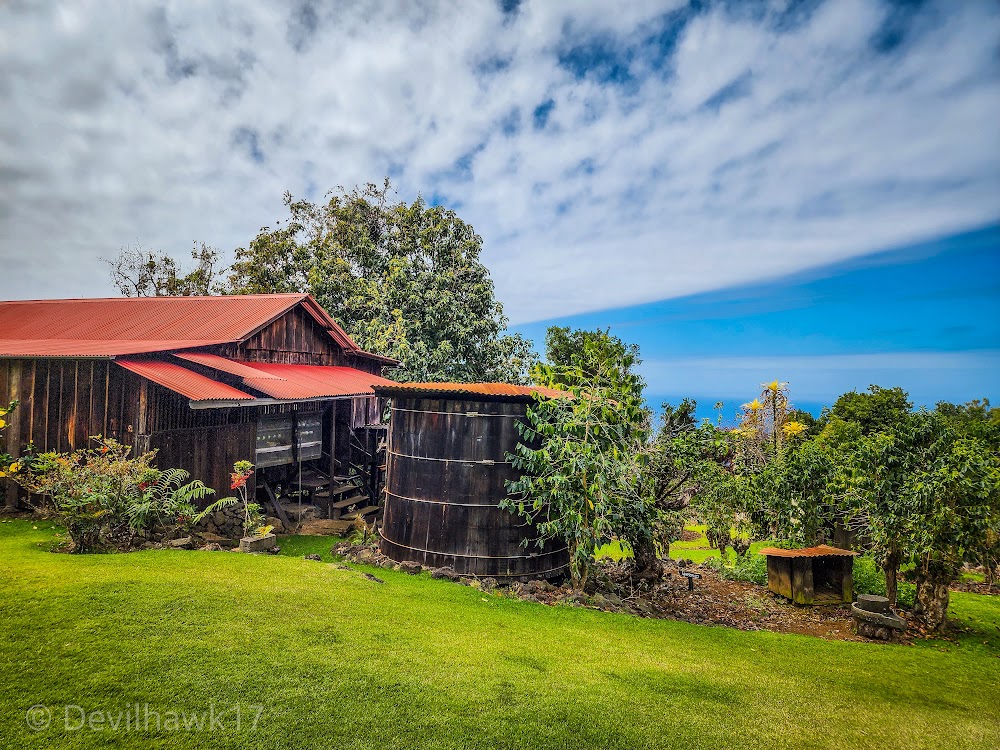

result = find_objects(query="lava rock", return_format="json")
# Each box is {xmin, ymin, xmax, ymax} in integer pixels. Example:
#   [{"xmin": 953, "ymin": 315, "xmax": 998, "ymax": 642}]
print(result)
[{"xmin": 431, "ymin": 566, "xmax": 461, "ymax": 582}]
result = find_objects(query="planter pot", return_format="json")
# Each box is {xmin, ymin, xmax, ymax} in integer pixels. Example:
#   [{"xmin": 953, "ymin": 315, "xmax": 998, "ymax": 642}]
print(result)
[{"xmin": 239, "ymin": 533, "xmax": 277, "ymax": 553}]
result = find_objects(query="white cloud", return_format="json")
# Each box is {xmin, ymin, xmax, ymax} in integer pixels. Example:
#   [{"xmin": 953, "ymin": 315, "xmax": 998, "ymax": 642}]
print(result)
[{"xmin": 0, "ymin": 0, "xmax": 997, "ymax": 323}]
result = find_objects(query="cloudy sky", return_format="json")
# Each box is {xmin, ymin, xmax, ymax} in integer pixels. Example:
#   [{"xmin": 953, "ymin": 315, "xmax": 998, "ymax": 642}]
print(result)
[{"xmin": 1, "ymin": 0, "xmax": 998, "ymax": 409}]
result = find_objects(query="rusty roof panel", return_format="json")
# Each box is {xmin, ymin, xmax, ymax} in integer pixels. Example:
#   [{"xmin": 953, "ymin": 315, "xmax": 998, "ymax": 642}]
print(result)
[
  {"xmin": 241, "ymin": 362, "xmax": 396, "ymax": 399},
  {"xmin": 0, "ymin": 338, "xmax": 233, "ymax": 357},
  {"xmin": 373, "ymin": 382, "xmax": 570, "ymax": 401},
  {"xmin": 758, "ymin": 544, "xmax": 858, "ymax": 558},
  {"xmin": 0, "ymin": 294, "xmax": 372, "ymax": 357},
  {"xmin": 173, "ymin": 352, "xmax": 285, "ymax": 379},
  {"xmin": 116, "ymin": 359, "xmax": 255, "ymax": 402}
]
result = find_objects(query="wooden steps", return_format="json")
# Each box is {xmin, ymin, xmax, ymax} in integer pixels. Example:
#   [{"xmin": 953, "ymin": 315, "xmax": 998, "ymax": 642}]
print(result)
[
  {"xmin": 315, "ymin": 484, "xmax": 360, "ymax": 499},
  {"xmin": 342, "ymin": 505, "xmax": 381, "ymax": 521}
]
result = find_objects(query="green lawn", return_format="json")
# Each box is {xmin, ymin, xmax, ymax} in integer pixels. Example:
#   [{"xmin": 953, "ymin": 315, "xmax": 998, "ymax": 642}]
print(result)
[
  {"xmin": 598, "ymin": 525, "xmax": 769, "ymax": 564},
  {"xmin": 1, "ymin": 520, "xmax": 998, "ymax": 750}
]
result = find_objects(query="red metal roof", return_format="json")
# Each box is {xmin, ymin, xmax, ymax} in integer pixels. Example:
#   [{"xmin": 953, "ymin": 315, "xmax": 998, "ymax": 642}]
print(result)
[
  {"xmin": 0, "ymin": 294, "xmax": 373, "ymax": 357},
  {"xmin": 373, "ymin": 382, "xmax": 570, "ymax": 401},
  {"xmin": 116, "ymin": 359, "xmax": 255, "ymax": 402},
  {"xmin": 173, "ymin": 352, "xmax": 284, "ymax": 379},
  {"xmin": 241, "ymin": 362, "xmax": 396, "ymax": 399},
  {"xmin": 758, "ymin": 544, "xmax": 858, "ymax": 558}
]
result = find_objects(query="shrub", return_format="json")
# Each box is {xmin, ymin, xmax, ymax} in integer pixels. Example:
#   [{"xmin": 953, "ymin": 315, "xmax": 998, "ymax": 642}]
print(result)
[
  {"xmin": 12, "ymin": 437, "xmax": 213, "ymax": 553},
  {"xmin": 705, "ymin": 550, "xmax": 768, "ymax": 585}
]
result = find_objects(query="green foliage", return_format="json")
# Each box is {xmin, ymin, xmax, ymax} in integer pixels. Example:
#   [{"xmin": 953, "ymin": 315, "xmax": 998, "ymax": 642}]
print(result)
[
  {"xmin": 852, "ymin": 556, "xmax": 916, "ymax": 607},
  {"xmin": 822, "ymin": 385, "xmax": 912, "ymax": 436},
  {"xmin": 11, "ymin": 438, "xmax": 213, "ymax": 553},
  {"xmin": 705, "ymin": 550, "xmax": 768, "ymax": 584},
  {"xmin": 762, "ymin": 438, "xmax": 845, "ymax": 546},
  {"xmin": 0, "ymin": 401, "xmax": 18, "ymax": 478},
  {"xmin": 504, "ymin": 330, "xmax": 652, "ymax": 589},
  {"xmin": 193, "ymin": 460, "xmax": 264, "ymax": 537},
  {"xmin": 226, "ymin": 180, "xmax": 536, "ymax": 383}
]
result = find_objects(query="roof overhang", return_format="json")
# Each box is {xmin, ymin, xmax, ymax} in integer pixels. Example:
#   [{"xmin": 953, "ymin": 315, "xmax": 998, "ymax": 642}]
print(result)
[{"xmin": 117, "ymin": 355, "xmax": 396, "ymax": 409}]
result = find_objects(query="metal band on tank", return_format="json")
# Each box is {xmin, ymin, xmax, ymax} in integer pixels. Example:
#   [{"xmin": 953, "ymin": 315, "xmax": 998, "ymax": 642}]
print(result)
[
  {"xmin": 391, "ymin": 406, "xmax": 524, "ymax": 418},
  {"xmin": 387, "ymin": 449, "xmax": 510, "ymax": 465},
  {"xmin": 377, "ymin": 527, "xmax": 568, "ymax": 563},
  {"xmin": 384, "ymin": 489, "xmax": 513, "ymax": 507}
]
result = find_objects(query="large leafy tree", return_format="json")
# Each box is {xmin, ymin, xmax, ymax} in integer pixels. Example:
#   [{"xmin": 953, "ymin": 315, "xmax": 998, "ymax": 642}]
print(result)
[
  {"xmin": 503, "ymin": 329, "xmax": 652, "ymax": 590},
  {"xmin": 899, "ymin": 415, "xmax": 1000, "ymax": 630},
  {"xmin": 821, "ymin": 385, "xmax": 912, "ymax": 435},
  {"xmin": 226, "ymin": 180, "xmax": 535, "ymax": 382}
]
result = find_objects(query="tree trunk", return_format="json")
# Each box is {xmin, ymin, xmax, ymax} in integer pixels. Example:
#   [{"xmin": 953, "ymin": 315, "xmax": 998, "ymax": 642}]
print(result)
[
  {"xmin": 913, "ymin": 567, "xmax": 951, "ymax": 632},
  {"xmin": 631, "ymin": 537, "xmax": 663, "ymax": 582},
  {"xmin": 882, "ymin": 550, "xmax": 899, "ymax": 608}
]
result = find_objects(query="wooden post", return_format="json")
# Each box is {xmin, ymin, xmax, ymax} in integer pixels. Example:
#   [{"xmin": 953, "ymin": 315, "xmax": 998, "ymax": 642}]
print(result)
[
  {"xmin": 327, "ymin": 402, "xmax": 337, "ymax": 495},
  {"xmin": 137, "ymin": 379, "xmax": 148, "ymax": 439},
  {"xmin": 842, "ymin": 557, "xmax": 855, "ymax": 603},
  {"xmin": 4, "ymin": 361, "xmax": 21, "ymax": 509},
  {"xmin": 792, "ymin": 557, "xmax": 815, "ymax": 605}
]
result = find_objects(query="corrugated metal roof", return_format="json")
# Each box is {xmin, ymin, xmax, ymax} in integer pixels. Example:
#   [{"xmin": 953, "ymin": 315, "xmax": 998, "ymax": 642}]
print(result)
[
  {"xmin": 0, "ymin": 338, "xmax": 234, "ymax": 357},
  {"xmin": 173, "ymin": 352, "xmax": 284, "ymax": 379},
  {"xmin": 116, "ymin": 359, "xmax": 255, "ymax": 402},
  {"xmin": 373, "ymin": 382, "xmax": 570, "ymax": 401},
  {"xmin": 0, "ymin": 294, "xmax": 376, "ymax": 358},
  {"xmin": 758, "ymin": 544, "xmax": 858, "ymax": 558},
  {"xmin": 241, "ymin": 362, "xmax": 396, "ymax": 399}
]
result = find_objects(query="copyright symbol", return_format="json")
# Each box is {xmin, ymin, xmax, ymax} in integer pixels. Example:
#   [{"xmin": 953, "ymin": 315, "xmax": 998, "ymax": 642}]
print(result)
[{"xmin": 25, "ymin": 704, "xmax": 51, "ymax": 731}]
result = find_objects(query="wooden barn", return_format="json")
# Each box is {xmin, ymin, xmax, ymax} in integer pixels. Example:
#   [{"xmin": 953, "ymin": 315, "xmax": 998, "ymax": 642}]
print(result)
[{"xmin": 0, "ymin": 294, "xmax": 397, "ymax": 521}]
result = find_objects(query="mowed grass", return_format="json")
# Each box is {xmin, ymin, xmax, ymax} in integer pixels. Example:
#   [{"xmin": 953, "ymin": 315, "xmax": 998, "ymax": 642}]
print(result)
[{"xmin": 1, "ymin": 520, "xmax": 998, "ymax": 750}]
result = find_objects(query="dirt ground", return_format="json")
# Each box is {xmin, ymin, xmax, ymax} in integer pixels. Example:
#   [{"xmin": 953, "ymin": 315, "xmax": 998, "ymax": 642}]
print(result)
[{"xmin": 594, "ymin": 563, "xmax": 867, "ymax": 640}]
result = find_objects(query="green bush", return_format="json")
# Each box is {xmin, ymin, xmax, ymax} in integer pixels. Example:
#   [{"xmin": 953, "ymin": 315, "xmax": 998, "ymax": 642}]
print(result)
[
  {"xmin": 12, "ymin": 437, "xmax": 213, "ymax": 553},
  {"xmin": 852, "ymin": 556, "xmax": 886, "ymax": 596},
  {"xmin": 706, "ymin": 550, "xmax": 768, "ymax": 585},
  {"xmin": 852, "ymin": 556, "xmax": 915, "ymax": 607}
]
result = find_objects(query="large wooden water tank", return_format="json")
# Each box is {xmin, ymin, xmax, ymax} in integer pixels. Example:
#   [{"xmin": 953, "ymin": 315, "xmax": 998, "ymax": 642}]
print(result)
[{"xmin": 374, "ymin": 383, "xmax": 569, "ymax": 579}]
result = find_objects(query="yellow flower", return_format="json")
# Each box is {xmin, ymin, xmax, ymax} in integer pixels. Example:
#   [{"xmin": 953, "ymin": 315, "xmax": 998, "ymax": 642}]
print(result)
[
  {"xmin": 782, "ymin": 421, "xmax": 806, "ymax": 437},
  {"xmin": 0, "ymin": 418, "xmax": 5, "ymax": 429},
  {"xmin": 9, "ymin": 461, "xmax": 19, "ymax": 473},
  {"xmin": 742, "ymin": 398, "xmax": 762, "ymax": 412},
  {"xmin": 0, "ymin": 471, "xmax": 5, "ymax": 478}
]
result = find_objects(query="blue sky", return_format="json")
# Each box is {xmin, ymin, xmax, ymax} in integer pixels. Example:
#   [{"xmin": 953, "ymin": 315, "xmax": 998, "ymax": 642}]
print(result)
[
  {"xmin": 514, "ymin": 224, "xmax": 1000, "ymax": 419},
  {"xmin": 0, "ymin": 0, "xmax": 997, "ymax": 413}
]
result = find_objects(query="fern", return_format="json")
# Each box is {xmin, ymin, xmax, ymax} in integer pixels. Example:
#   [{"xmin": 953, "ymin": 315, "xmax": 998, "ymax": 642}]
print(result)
[{"xmin": 192, "ymin": 496, "xmax": 239, "ymax": 525}]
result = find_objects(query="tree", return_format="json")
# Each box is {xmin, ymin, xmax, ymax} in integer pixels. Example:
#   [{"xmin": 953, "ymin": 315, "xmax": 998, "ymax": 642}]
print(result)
[
  {"xmin": 226, "ymin": 180, "xmax": 535, "ymax": 383},
  {"xmin": 645, "ymin": 400, "xmax": 727, "ymax": 564},
  {"xmin": 822, "ymin": 385, "xmax": 912, "ymax": 435},
  {"xmin": 900, "ymin": 417, "xmax": 1000, "ymax": 630},
  {"xmin": 503, "ymin": 333, "xmax": 652, "ymax": 591},
  {"xmin": 105, "ymin": 242, "xmax": 223, "ymax": 297}
]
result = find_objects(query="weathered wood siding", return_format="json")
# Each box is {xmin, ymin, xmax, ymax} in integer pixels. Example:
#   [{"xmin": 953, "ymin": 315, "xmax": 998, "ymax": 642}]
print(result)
[
  {"xmin": 1, "ymin": 303, "xmax": 390, "ymax": 507},
  {"xmin": 0, "ymin": 358, "xmax": 257, "ymax": 503},
  {"xmin": 379, "ymin": 395, "xmax": 568, "ymax": 579},
  {"xmin": 213, "ymin": 305, "xmax": 384, "ymax": 375}
]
